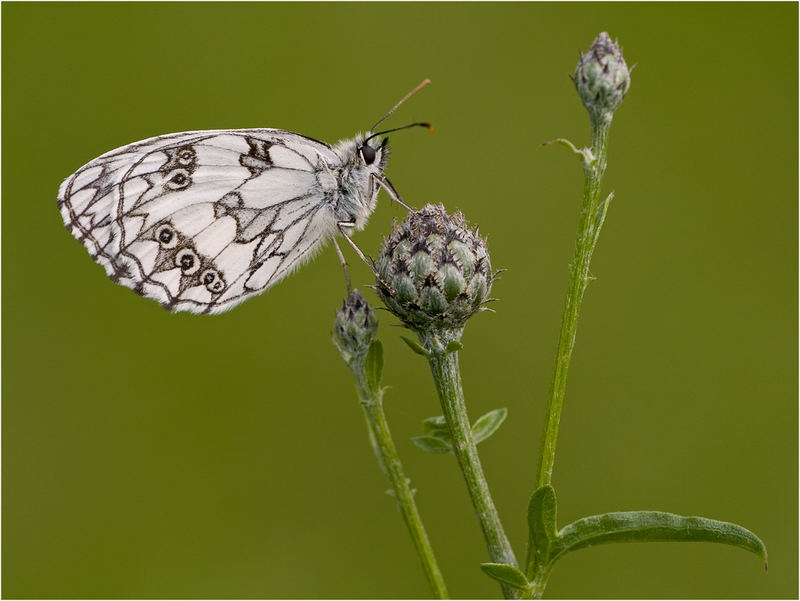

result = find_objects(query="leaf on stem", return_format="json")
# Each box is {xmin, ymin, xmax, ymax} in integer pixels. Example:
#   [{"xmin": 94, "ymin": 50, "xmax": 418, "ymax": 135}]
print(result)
[
  {"xmin": 528, "ymin": 485, "xmax": 558, "ymax": 568},
  {"xmin": 480, "ymin": 563, "xmax": 531, "ymax": 593},
  {"xmin": 400, "ymin": 335, "xmax": 430, "ymax": 357},
  {"xmin": 416, "ymin": 417, "xmax": 454, "ymax": 454},
  {"xmin": 590, "ymin": 191, "xmax": 614, "ymax": 249},
  {"xmin": 365, "ymin": 341, "xmax": 384, "ymax": 393},
  {"xmin": 419, "ymin": 410, "xmax": 507, "ymax": 450},
  {"xmin": 423, "ymin": 415, "xmax": 451, "ymax": 437},
  {"xmin": 551, "ymin": 511, "xmax": 768, "ymax": 569},
  {"xmin": 472, "ymin": 408, "xmax": 508, "ymax": 444},
  {"xmin": 444, "ymin": 340, "xmax": 463, "ymax": 355},
  {"xmin": 542, "ymin": 137, "xmax": 594, "ymax": 168},
  {"xmin": 411, "ymin": 435, "xmax": 453, "ymax": 454}
]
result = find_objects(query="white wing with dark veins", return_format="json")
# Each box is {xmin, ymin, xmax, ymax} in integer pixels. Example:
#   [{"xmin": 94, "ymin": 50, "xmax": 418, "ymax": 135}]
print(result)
[{"xmin": 58, "ymin": 129, "xmax": 343, "ymax": 314}]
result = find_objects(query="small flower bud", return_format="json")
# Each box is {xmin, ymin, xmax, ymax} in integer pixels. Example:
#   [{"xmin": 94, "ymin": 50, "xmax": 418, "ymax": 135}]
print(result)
[
  {"xmin": 574, "ymin": 32, "xmax": 631, "ymax": 117},
  {"xmin": 333, "ymin": 289, "xmax": 378, "ymax": 365},
  {"xmin": 376, "ymin": 204, "xmax": 493, "ymax": 332}
]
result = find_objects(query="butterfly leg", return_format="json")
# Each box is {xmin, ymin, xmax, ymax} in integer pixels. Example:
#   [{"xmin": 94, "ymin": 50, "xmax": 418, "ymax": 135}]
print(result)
[
  {"xmin": 371, "ymin": 174, "xmax": 416, "ymax": 212},
  {"xmin": 337, "ymin": 221, "xmax": 394, "ymax": 293},
  {"xmin": 331, "ymin": 237, "xmax": 352, "ymax": 293}
]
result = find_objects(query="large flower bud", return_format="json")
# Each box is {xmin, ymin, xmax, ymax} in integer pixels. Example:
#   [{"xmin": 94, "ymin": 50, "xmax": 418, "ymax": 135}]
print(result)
[
  {"xmin": 574, "ymin": 32, "xmax": 631, "ymax": 118},
  {"xmin": 332, "ymin": 289, "xmax": 378, "ymax": 366},
  {"xmin": 376, "ymin": 204, "xmax": 493, "ymax": 332}
]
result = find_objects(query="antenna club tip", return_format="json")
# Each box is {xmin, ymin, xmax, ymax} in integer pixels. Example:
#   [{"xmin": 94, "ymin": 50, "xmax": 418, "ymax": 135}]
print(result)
[{"xmin": 424, "ymin": 123, "xmax": 434, "ymax": 132}]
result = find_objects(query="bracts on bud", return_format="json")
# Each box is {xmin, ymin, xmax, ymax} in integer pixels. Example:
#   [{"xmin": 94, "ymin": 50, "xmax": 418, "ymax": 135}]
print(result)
[
  {"xmin": 375, "ymin": 204, "xmax": 494, "ymax": 342},
  {"xmin": 573, "ymin": 31, "xmax": 631, "ymax": 120},
  {"xmin": 332, "ymin": 289, "xmax": 379, "ymax": 367}
]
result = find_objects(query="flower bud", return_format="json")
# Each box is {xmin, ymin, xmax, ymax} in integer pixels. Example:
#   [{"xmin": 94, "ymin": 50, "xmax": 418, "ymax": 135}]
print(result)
[
  {"xmin": 376, "ymin": 204, "xmax": 493, "ymax": 332},
  {"xmin": 332, "ymin": 289, "xmax": 378, "ymax": 365},
  {"xmin": 574, "ymin": 32, "xmax": 631, "ymax": 117}
]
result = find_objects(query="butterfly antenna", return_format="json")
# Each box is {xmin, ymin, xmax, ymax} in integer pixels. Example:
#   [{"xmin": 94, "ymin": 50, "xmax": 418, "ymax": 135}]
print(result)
[
  {"xmin": 364, "ymin": 122, "xmax": 433, "ymax": 145},
  {"xmin": 369, "ymin": 78, "xmax": 431, "ymax": 132}
]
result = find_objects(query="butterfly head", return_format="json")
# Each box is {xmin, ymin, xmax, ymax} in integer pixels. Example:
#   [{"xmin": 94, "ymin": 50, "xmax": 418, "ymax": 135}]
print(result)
[
  {"xmin": 358, "ymin": 135, "xmax": 390, "ymax": 170},
  {"xmin": 359, "ymin": 121, "xmax": 431, "ymax": 170},
  {"xmin": 333, "ymin": 122, "xmax": 430, "ymax": 230}
]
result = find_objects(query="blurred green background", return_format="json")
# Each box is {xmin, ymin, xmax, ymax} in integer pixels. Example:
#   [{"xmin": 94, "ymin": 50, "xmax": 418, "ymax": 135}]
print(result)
[{"xmin": 3, "ymin": 2, "xmax": 796, "ymax": 599}]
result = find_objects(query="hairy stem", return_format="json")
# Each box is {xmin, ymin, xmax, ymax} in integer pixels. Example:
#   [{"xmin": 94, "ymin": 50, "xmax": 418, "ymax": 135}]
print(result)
[
  {"xmin": 526, "ymin": 564, "xmax": 551, "ymax": 600},
  {"xmin": 525, "ymin": 114, "xmax": 613, "ymax": 595},
  {"xmin": 421, "ymin": 329, "xmax": 520, "ymax": 600},
  {"xmin": 351, "ymin": 360, "xmax": 449, "ymax": 599},
  {"xmin": 536, "ymin": 113, "xmax": 612, "ymax": 490}
]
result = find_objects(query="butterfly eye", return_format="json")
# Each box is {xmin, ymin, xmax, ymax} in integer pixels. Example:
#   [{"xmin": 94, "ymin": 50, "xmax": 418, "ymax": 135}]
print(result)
[
  {"xmin": 201, "ymin": 269, "xmax": 226, "ymax": 293},
  {"xmin": 155, "ymin": 224, "xmax": 178, "ymax": 249},
  {"xmin": 165, "ymin": 169, "xmax": 191, "ymax": 190},
  {"xmin": 175, "ymin": 248, "xmax": 200, "ymax": 275},
  {"xmin": 359, "ymin": 144, "xmax": 377, "ymax": 165}
]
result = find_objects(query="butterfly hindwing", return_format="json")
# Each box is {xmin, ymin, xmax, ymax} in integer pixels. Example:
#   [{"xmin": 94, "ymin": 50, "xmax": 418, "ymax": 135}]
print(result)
[{"xmin": 59, "ymin": 129, "xmax": 343, "ymax": 314}]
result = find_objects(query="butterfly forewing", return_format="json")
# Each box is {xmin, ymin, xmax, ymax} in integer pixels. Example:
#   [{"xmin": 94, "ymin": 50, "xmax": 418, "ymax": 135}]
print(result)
[{"xmin": 58, "ymin": 129, "xmax": 347, "ymax": 314}]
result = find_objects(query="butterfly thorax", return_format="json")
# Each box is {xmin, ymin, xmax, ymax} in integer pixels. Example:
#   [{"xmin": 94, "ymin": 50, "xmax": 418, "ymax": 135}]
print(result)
[{"xmin": 330, "ymin": 135, "xmax": 388, "ymax": 231}]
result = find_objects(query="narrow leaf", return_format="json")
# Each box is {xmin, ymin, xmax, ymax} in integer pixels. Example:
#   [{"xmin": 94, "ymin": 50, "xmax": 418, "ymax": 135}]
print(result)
[
  {"xmin": 411, "ymin": 435, "xmax": 453, "ymax": 454},
  {"xmin": 528, "ymin": 486, "xmax": 558, "ymax": 566},
  {"xmin": 422, "ymin": 415, "xmax": 451, "ymax": 438},
  {"xmin": 364, "ymin": 341, "xmax": 383, "ymax": 392},
  {"xmin": 480, "ymin": 563, "xmax": 530, "ymax": 592},
  {"xmin": 444, "ymin": 340, "xmax": 463, "ymax": 355},
  {"xmin": 472, "ymin": 408, "xmax": 508, "ymax": 444},
  {"xmin": 400, "ymin": 336, "xmax": 429, "ymax": 356},
  {"xmin": 590, "ymin": 191, "xmax": 614, "ymax": 250},
  {"xmin": 552, "ymin": 511, "xmax": 767, "ymax": 568},
  {"xmin": 541, "ymin": 137, "xmax": 576, "ymax": 150}
]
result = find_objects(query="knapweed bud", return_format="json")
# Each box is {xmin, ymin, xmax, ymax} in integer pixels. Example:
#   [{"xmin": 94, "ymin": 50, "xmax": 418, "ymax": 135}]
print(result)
[
  {"xmin": 574, "ymin": 32, "xmax": 631, "ymax": 117},
  {"xmin": 376, "ymin": 204, "xmax": 493, "ymax": 332},
  {"xmin": 333, "ymin": 289, "xmax": 378, "ymax": 365}
]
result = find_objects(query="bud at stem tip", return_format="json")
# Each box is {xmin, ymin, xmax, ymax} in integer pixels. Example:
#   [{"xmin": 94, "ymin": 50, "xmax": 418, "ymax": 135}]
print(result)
[
  {"xmin": 333, "ymin": 289, "xmax": 378, "ymax": 366},
  {"xmin": 574, "ymin": 32, "xmax": 631, "ymax": 118},
  {"xmin": 376, "ymin": 204, "xmax": 494, "ymax": 334}
]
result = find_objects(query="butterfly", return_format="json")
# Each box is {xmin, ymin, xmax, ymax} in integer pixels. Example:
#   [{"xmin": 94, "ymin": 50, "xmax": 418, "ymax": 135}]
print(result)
[{"xmin": 58, "ymin": 80, "xmax": 431, "ymax": 315}]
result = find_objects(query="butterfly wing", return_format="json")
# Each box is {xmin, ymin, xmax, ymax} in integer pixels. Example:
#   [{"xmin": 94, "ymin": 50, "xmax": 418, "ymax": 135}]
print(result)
[{"xmin": 58, "ymin": 129, "xmax": 342, "ymax": 314}]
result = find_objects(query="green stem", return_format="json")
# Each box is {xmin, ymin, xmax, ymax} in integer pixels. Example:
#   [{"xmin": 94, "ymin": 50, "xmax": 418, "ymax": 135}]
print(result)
[
  {"xmin": 526, "ymin": 564, "xmax": 551, "ymax": 600},
  {"xmin": 536, "ymin": 113, "xmax": 612, "ymax": 490},
  {"xmin": 351, "ymin": 360, "xmax": 449, "ymax": 599},
  {"xmin": 421, "ymin": 329, "xmax": 520, "ymax": 600},
  {"xmin": 525, "ymin": 113, "xmax": 614, "ymax": 596}
]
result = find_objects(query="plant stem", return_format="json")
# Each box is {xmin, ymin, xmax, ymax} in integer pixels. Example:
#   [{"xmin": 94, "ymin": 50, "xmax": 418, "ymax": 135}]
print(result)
[
  {"xmin": 421, "ymin": 329, "xmax": 520, "ymax": 600},
  {"xmin": 535, "ymin": 112, "xmax": 612, "ymax": 491},
  {"xmin": 351, "ymin": 360, "xmax": 449, "ymax": 599},
  {"xmin": 526, "ymin": 564, "xmax": 551, "ymax": 600}
]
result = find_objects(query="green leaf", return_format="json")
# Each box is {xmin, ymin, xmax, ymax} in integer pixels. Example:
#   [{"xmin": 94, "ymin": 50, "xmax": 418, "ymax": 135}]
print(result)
[
  {"xmin": 551, "ymin": 511, "xmax": 768, "ymax": 568},
  {"xmin": 444, "ymin": 340, "xmax": 463, "ymax": 355},
  {"xmin": 400, "ymin": 336, "xmax": 429, "ymax": 356},
  {"xmin": 411, "ymin": 435, "xmax": 453, "ymax": 454},
  {"xmin": 364, "ymin": 341, "xmax": 383, "ymax": 392},
  {"xmin": 590, "ymin": 191, "xmax": 614, "ymax": 250},
  {"xmin": 422, "ymin": 415, "xmax": 451, "ymax": 438},
  {"xmin": 480, "ymin": 563, "xmax": 531, "ymax": 592},
  {"xmin": 528, "ymin": 486, "xmax": 558, "ymax": 567},
  {"xmin": 541, "ymin": 137, "xmax": 594, "ymax": 166},
  {"xmin": 471, "ymin": 408, "xmax": 508, "ymax": 444}
]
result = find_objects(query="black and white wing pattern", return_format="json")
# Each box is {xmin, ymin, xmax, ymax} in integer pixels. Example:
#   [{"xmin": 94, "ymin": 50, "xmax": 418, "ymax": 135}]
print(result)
[{"xmin": 58, "ymin": 129, "xmax": 345, "ymax": 314}]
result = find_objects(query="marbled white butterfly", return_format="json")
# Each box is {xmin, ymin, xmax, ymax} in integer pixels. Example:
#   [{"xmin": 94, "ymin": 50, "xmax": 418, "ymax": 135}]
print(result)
[{"xmin": 58, "ymin": 80, "xmax": 430, "ymax": 314}]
